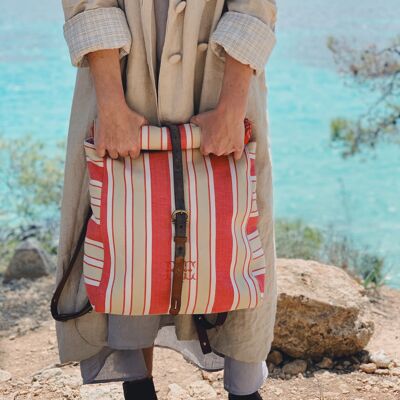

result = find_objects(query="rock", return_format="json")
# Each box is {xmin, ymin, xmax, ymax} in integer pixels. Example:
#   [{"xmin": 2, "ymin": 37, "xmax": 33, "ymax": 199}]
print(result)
[
  {"xmin": 374, "ymin": 369, "xmax": 390, "ymax": 376},
  {"xmin": 167, "ymin": 383, "xmax": 190, "ymax": 400},
  {"xmin": 343, "ymin": 361, "xmax": 351, "ymax": 367},
  {"xmin": 369, "ymin": 350, "xmax": 392, "ymax": 369},
  {"xmin": 267, "ymin": 362, "xmax": 276, "ymax": 373},
  {"xmin": 381, "ymin": 380, "xmax": 395, "ymax": 389},
  {"xmin": 201, "ymin": 370, "xmax": 223, "ymax": 382},
  {"xmin": 273, "ymin": 259, "xmax": 374, "ymax": 359},
  {"xmin": 3, "ymin": 238, "xmax": 55, "ymax": 282},
  {"xmin": 272, "ymin": 388, "xmax": 283, "ymax": 395},
  {"xmin": 364, "ymin": 384, "xmax": 372, "ymax": 390},
  {"xmin": 316, "ymin": 357, "xmax": 333, "ymax": 369},
  {"xmin": 188, "ymin": 380, "xmax": 217, "ymax": 399},
  {"xmin": 80, "ymin": 383, "xmax": 122, "ymax": 399},
  {"xmin": 282, "ymin": 360, "xmax": 308, "ymax": 376},
  {"xmin": 360, "ymin": 363, "xmax": 377, "ymax": 374},
  {"xmin": 390, "ymin": 367, "xmax": 400, "ymax": 376},
  {"xmin": 267, "ymin": 350, "xmax": 283, "ymax": 366},
  {"xmin": 315, "ymin": 370, "xmax": 331, "ymax": 378},
  {"xmin": 32, "ymin": 367, "xmax": 63, "ymax": 382},
  {"xmin": 351, "ymin": 355, "xmax": 361, "ymax": 365},
  {"xmin": 357, "ymin": 350, "xmax": 371, "ymax": 364},
  {"xmin": 0, "ymin": 369, "xmax": 12, "ymax": 382},
  {"xmin": 340, "ymin": 386, "xmax": 350, "ymax": 394}
]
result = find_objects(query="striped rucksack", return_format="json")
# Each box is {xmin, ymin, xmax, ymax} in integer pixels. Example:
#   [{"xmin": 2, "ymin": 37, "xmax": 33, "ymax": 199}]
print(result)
[{"xmin": 51, "ymin": 119, "xmax": 267, "ymax": 354}]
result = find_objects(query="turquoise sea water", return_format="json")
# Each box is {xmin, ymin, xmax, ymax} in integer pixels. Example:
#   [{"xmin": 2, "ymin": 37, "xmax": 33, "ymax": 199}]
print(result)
[{"xmin": 0, "ymin": 1, "xmax": 399, "ymax": 286}]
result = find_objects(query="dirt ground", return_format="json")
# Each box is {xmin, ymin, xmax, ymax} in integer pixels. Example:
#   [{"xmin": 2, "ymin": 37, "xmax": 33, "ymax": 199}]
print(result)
[{"xmin": 0, "ymin": 276, "xmax": 399, "ymax": 399}]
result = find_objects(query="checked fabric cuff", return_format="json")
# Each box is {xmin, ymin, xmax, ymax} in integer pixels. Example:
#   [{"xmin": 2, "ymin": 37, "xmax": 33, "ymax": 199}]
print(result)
[
  {"xmin": 210, "ymin": 11, "xmax": 276, "ymax": 76},
  {"xmin": 63, "ymin": 7, "xmax": 132, "ymax": 67}
]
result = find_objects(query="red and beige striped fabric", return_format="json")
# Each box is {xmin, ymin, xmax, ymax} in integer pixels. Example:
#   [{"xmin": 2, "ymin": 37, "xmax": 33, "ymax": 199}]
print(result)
[{"xmin": 83, "ymin": 123, "xmax": 266, "ymax": 315}]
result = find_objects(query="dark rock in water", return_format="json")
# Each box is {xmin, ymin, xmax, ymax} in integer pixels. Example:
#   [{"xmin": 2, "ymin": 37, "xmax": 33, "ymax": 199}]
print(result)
[{"xmin": 3, "ymin": 238, "xmax": 55, "ymax": 282}]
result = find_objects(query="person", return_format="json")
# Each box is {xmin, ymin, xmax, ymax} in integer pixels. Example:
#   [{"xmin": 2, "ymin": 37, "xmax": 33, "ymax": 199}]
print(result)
[{"xmin": 55, "ymin": 0, "xmax": 278, "ymax": 398}]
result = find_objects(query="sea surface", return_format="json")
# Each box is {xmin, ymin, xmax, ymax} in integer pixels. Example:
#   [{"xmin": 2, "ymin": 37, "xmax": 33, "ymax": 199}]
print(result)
[{"xmin": 0, "ymin": 0, "xmax": 399, "ymax": 286}]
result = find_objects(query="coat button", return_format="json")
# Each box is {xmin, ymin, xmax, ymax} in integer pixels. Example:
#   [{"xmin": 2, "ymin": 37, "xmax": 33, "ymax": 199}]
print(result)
[
  {"xmin": 169, "ymin": 53, "xmax": 182, "ymax": 64},
  {"xmin": 197, "ymin": 42, "xmax": 208, "ymax": 52},
  {"xmin": 175, "ymin": 1, "xmax": 186, "ymax": 14}
]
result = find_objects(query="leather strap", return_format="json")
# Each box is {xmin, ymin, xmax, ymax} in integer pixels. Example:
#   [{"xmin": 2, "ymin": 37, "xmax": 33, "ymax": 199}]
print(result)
[
  {"xmin": 193, "ymin": 313, "xmax": 228, "ymax": 354},
  {"xmin": 50, "ymin": 207, "xmax": 93, "ymax": 321},
  {"xmin": 166, "ymin": 124, "xmax": 188, "ymax": 315},
  {"xmin": 166, "ymin": 123, "xmax": 228, "ymax": 350}
]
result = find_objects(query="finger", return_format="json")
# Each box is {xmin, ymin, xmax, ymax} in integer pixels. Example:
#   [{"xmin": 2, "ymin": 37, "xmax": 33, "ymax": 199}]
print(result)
[
  {"xmin": 233, "ymin": 149, "xmax": 243, "ymax": 161},
  {"xmin": 211, "ymin": 145, "xmax": 226, "ymax": 156},
  {"xmin": 200, "ymin": 145, "xmax": 210, "ymax": 157},
  {"xmin": 118, "ymin": 149, "xmax": 129, "ymax": 158},
  {"xmin": 222, "ymin": 144, "xmax": 235, "ymax": 156},
  {"xmin": 107, "ymin": 149, "xmax": 119, "ymax": 159},
  {"xmin": 95, "ymin": 137, "xmax": 106, "ymax": 157},
  {"xmin": 128, "ymin": 144, "xmax": 140, "ymax": 159},
  {"xmin": 96, "ymin": 145, "xmax": 106, "ymax": 158},
  {"xmin": 128, "ymin": 149, "xmax": 140, "ymax": 159},
  {"xmin": 190, "ymin": 115, "xmax": 199, "ymax": 125}
]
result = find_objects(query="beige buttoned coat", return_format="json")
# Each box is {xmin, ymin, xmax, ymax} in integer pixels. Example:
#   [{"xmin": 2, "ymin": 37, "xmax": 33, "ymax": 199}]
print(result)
[{"xmin": 55, "ymin": 0, "xmax": 278, "ymax": 364}]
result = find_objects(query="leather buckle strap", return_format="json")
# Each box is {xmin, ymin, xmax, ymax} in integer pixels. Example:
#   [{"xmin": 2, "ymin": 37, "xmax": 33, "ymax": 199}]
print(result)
[
  {"xmin": 166, "ymin": 124, "xmax": 188, "ymax": 315},
  {"xmin": 166, "ymin": 123, "xmax": 228, "ymax": 351},
  {"xmin": 171, "ymin": 209, "xmax": 189, "ymax": 222}
]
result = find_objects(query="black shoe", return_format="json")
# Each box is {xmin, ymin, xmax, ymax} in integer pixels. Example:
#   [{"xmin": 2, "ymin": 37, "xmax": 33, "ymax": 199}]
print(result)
[
  {"xmin": 122, "ymin": 376, "xmax": 158, "ymax": 400},
  {"xmin": 228, "ymin": 391, "xmax": 263, "ymax": 400}
]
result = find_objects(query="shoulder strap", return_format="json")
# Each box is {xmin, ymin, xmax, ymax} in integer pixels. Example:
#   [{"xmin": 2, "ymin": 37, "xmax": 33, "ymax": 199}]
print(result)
[
  {"xmin": 50, "ymin": 207, "xmax": 93, "ymax": 322},
  {"xmin": 193, "ymin": 312, "xmax": 228, "ymax": 354}
]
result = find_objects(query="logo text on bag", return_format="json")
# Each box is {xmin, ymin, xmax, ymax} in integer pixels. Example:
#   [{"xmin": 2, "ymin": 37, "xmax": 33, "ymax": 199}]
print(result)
[{"xmin": 167, "ymin": 261, "xmax": 197, "ymax": 280}]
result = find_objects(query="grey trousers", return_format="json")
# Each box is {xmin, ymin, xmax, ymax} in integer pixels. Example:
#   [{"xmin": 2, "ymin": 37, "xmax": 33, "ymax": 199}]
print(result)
[
  {"xmin": 81, "ymin": 347, "xmax": 267, "ymax": 395},
  {"xmin": 80, "ymin": 314, "xmax": 268, "ymax": 395}
]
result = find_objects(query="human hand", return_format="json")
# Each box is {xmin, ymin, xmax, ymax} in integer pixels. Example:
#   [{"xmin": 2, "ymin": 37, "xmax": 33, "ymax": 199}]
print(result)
[
  {"xmin": 93, "ymin": 101, "xmax": 148, "ymax": 159},
  {"xmin": 190, "ymin": 103, "xmax": 246, "ymax": 161},
  {"xmin": 86, "ymin": 49, "xmax": 149, "ymax": 159},
  {"xmin": 190, "ymin": 53, "xmax": 253, "ymax": 161}
]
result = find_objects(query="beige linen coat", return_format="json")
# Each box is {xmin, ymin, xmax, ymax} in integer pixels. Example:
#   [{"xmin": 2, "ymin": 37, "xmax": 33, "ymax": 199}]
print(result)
[{"xmin": 56, "ymin": 0, "xmax": 278, "ymax": 364}]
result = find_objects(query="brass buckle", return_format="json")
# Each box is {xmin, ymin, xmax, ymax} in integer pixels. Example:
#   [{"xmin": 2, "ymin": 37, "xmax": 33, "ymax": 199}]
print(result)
[{"xmin": 171, "ymin": 209, "xmax": 189, "ymax": 222}]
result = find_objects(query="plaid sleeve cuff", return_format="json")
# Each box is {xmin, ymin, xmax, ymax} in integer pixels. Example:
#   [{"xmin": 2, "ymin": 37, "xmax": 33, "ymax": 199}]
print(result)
[
  {"xmin": 210, "ymin": 11, "xmax": 276, "ymax": 76},
  {"xmin": 63, "ymin": 7, "xmax": 132, "ymax": 67}
]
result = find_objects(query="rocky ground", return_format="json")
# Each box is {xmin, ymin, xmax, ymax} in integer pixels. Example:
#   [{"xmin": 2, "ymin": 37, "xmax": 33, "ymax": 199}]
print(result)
[{"xmin": 0, "ymin": 275, "xmax": 400, "ymax": 399}]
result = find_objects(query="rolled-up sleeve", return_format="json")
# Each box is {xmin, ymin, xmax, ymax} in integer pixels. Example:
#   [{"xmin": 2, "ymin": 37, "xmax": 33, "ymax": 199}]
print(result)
[
  {"xmin": 210, "ymin": 0, "xmax": 277, "ymax": 76},
  {"xmin": 62, "ymin": 1, "xmax": 132, "ymax": 67}
]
